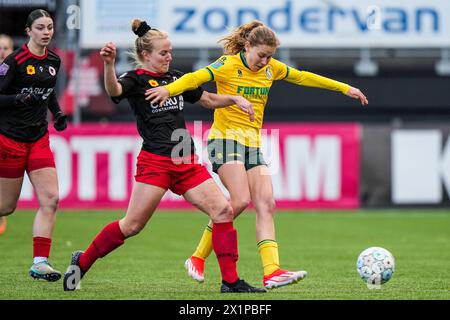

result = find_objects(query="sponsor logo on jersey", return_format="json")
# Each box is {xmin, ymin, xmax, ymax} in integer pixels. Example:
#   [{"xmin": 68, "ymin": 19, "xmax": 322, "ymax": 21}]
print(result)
[
  {"xmin": 149, "ymin": 96, "xmax": 183, "ymax": 113},
  {"xmin": 0, "ymin": 63, "xmax": 9, "ymax": 76},
  {"xmin": 26, "ymin": 65, "xmax": 36, "ymax": 75},
  {"xmin": 148, "ymin": 80, "xmax": 159, "ymax": 87},
  {"xmin": 49, "ymin": 66, "xmax": 56, "ymax": 76},
  {"xmin": 265, "ymin": 66, "xmax": 273, "ymax": 80},
  {"xmin": 210, "ymin": 57, "xmax": 227, "ymax": 69},
  {"xmin": 237, "ymin": 85, "xmax": 270, "ymax": 96}
]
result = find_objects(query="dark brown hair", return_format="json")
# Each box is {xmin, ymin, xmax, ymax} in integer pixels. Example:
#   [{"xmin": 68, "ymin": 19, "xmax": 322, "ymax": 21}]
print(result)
[{"xmin": 25, "ymin": 9, "xmax": 52, "ymax": 30}]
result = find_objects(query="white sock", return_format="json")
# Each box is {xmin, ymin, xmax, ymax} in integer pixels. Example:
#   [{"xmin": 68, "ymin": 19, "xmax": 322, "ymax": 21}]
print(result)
[{"xmin": 33, "ymin": 257, "xmax": 48, "ymax": 264}]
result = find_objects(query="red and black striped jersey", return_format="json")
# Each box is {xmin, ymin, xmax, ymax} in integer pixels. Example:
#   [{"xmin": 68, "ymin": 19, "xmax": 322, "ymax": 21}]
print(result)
[
  {"xmin": 113, "ymin": 69, "xmax": 204, "ymax": 157},
  {"xmin": 0, "ymin": 43, "xmax": 60, "ymax": 142}
]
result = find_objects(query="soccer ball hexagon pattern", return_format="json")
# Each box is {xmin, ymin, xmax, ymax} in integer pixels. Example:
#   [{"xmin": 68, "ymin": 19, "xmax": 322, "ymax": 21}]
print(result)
[{"xmin": 357, "ymin": 247, "xmax": 395, "ymax": 285}]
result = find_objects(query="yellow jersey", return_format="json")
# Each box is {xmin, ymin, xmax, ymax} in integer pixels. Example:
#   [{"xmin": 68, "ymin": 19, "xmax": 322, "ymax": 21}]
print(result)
[{"xmin": 164, "ymin": 51, "xmax": 350, "ymax": 147}]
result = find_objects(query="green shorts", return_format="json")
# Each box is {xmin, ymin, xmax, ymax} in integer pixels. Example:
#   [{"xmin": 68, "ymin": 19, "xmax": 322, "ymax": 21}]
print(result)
[{"xmin": 207, "ymin": 139, "xmax": 267, "ymax": 173}]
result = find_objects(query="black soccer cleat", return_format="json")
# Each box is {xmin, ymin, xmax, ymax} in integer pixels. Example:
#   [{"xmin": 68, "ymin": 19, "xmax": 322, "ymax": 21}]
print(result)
[
  {"xmin": 63, "ymin": 250, "xmax": 86, "ymax": 291},
  {"xmin": 220, "ymin": 279, "xmax": 267, "ymax": 293}
]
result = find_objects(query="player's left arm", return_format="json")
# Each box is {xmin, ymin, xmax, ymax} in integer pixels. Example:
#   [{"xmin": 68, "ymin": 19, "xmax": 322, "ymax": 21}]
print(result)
[
  {"xmin": 47, "ymin": 91, "xmax": 67, "ymax": 131},
  {"xmin": 198, "ymin": 91, "xmax": 254, "ymax": 122},
  {"xmin": 284, "ymin": 67, "xmax": 368, "ymax": 106}
]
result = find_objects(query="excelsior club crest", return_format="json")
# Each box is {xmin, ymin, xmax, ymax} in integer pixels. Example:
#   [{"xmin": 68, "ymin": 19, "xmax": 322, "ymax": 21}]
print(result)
[{"xmin": 49, "ymin": 66, "xmax": 56, "ymax": 76}]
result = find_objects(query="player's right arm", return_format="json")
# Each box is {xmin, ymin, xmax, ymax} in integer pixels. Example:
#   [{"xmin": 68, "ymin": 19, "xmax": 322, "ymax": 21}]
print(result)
[
  {"xmin": 100, "ymin": 42, "xmax": 123, "ymax": 97},
  {"xmin": 145, "ymin": 55, "xmax": 230, "ymax": 106}
]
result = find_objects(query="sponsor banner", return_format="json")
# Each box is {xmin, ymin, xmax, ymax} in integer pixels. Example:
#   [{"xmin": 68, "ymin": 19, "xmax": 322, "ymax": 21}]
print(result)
[
  {"xmin": 17, "ymin": 123, "xmax": 360, "ymax": 209},
  {"xmin": 361, "ymin": 124, "xmax": 450, "ymax": 207},
  {"xmin": 391, "ymin": 127, "xmax": 450, "ymax": 205},
  {"xmin": 80, "ymin": 0, "xmax": 450, "ymax": 48}
]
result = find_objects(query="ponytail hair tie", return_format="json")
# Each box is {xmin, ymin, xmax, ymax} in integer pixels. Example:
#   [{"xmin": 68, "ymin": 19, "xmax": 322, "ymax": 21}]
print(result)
[{"xmin": 134, "ymin": 21, "xmax": 151, "ymax": 37}]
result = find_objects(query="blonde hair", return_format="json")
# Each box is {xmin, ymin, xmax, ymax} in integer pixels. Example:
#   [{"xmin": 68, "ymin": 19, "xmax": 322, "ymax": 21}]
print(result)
[
  {"xmin": 0, "ymin": 34, "xmax": 14, "ymax": 50},
  {"xmin": 130, "ymin": 19, "xmax": 168, "ymax": 67},
  {"xmin": 218, "ymin": 20, "xmax": 280, "ymax": 55}
]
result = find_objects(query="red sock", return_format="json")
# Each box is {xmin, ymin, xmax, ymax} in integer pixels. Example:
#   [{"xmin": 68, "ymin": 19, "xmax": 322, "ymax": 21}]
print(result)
[
  {"xmin": 33, "ymin": 237, "xmax": 51, "ymax": 258},
  {"xmin": 79, "ymin": 220, "xmax": 125, "ymax": 272},
  {"xmin": 212, "ymin": 222, "xmax": 239, "ymax": 283}
]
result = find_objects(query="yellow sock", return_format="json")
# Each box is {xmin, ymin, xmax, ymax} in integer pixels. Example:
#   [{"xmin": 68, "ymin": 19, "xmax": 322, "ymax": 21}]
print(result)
[
  {"xmin": 192, "ymin": 225, "xmax": 213, "ymax": 260},
  {"xmin": 258, "ymin": 240, "xmax": 280, "ymax": 276}
]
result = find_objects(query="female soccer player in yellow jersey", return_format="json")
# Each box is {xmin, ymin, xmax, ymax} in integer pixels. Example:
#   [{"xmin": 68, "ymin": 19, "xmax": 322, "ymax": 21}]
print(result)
[{"xmin": 146, "ymin": 20, "xmax": 368, "ymax": 289}]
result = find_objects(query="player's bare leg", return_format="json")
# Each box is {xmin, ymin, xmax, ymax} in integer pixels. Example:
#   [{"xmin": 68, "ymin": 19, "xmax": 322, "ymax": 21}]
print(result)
[
  {"xmin": 28, "ymin": 168, "xmax": 61, "ymax": 281},
  {"xmin": 0, "ymin": 177, "xmax": 24, "ymax": 235},
  {"xmin": 118, "ymin": 183, "xmax": 166, "ymax": 238},
  {"xmin": 218, "ymin": 162, "xmax": 252, "ymax": 218},
  {"xmin": 0, "ymin": 177, "xmax": 23, "ymax": 216},
  {"xmin": 247, "ymin": 165, "xmax": 307, "ymax": 289},
  {"xmin": 63, "ymin": 183, "xmax": 166, "ymax": 291},
  {"xmin": 185, "ymin": 162, "xmax": 251, "ymax": 282}
]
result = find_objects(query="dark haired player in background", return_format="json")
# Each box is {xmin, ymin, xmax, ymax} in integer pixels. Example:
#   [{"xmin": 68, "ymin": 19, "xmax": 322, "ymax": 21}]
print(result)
[{"xmin": 0, "ymin": 9, "xmax": 67, "ymax": 281}]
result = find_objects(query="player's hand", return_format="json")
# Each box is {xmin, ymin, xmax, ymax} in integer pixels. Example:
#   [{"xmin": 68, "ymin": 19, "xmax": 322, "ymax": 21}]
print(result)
[
  {"xmin": 53, "ymin": 111, "xmax": 68, "ymax": 131},
  {"xmin": 345, "ymin": 87, "xmax": 368, "ymax": 106},
  {"xmin": 145, "ymin": 87, "xmax": 170, "ymax": 106},
  {"xmin": 15, "ymin": 92, "xmax": 41, "ymax": 107},
  {"xmin": 232, "ymin": 96, "xmax": 255, "ymax": 122},
  {"xmin": 100, "ymin": 42, "xmax": 117, "ymax": 64}
]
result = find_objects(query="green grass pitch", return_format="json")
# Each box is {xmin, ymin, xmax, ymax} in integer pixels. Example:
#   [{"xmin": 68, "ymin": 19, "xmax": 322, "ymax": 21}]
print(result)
[{"xmin": 0, "ymin": 210, "xmax": 449, "ymax": 300}]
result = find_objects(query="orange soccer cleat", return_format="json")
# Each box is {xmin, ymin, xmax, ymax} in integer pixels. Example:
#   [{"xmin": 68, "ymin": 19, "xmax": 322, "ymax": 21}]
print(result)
[
  {"xmin": 184, "ymin": 256, "xmax": 205, "ymax": 283},
  {"xmin": 0, "ymin": 217, "xmax": 7, "ymax": 235},
  {"xmin": 263, "ymin": 268, "xmax": 308, "ymax": 289}
]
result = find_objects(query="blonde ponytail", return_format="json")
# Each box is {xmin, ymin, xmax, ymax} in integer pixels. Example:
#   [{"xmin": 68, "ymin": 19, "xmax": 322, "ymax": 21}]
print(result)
[{"xmin": 130, "ymin": 18, "xmax": 169, "ymax": 67}]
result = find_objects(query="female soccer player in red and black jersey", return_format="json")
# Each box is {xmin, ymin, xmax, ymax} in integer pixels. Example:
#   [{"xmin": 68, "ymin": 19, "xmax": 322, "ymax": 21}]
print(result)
[
  {"xmin": 0, "ymin": 33, "xmax": 14, "ymax": 236},
  {"xmin": 62, "ymin": 19, "xmax": 264, "ymax": 293},
  {"xmin": 0, "ymin": 10, "xmax": 67, "ymax": 281}
]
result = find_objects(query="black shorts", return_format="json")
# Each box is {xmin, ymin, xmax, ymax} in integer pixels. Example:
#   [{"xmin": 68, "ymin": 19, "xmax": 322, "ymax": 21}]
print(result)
[{"xmin": 207, "ymin": 139, "xmax": 266, "ymax": 173}]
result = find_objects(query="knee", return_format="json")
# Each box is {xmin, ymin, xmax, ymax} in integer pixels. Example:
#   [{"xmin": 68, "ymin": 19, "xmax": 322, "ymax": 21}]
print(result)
[
  {"xmin": 40, "ymin": 193, "xmax": 59, "ymax": 214},
  {"xmin": 121, "ymin": 220, "xmax": 145, "ymax": 238},
  {"xmin": 255, "ymin": 198, "xmax": 276, "ymax": 216},
  {"xmin": 211, "ymin": 202, "xmax": 234, "ymax": 223},
  {"xmin": 0, "ymin": 205, "xmax": 16, "ymax": 217},
  {"xmin": 231, "ymin": 197, "xmax": 251, "ymax": 215}
]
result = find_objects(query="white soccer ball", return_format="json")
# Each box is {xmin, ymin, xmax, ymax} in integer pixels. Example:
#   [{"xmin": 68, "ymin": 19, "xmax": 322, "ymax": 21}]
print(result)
[{"xmin": 356, "ymin": 247, "xmax": 395, "ymax": 285}]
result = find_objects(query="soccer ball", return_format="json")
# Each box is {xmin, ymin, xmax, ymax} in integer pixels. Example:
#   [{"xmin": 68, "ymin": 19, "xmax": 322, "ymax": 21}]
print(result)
[{"xmin": 356, "ymin": 247, "xmax": 395, "ymax": 286}]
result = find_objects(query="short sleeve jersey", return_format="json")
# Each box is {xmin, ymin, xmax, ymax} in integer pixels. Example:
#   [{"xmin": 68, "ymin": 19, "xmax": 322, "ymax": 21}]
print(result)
[
  {"xmin": 0, "ymin": 44, "xmax": 60, "ymax": 142},
  {"xmin": 205, "ymin": 51, "xmax": 289, "ymax": 148},
  {"xmin": 113, "ymin": 69, "xmax": 204, "ymax": 157}
]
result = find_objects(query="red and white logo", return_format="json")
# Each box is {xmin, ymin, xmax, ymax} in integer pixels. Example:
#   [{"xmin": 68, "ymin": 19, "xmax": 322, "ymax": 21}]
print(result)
[{"xmin": 49, "ymin": 66, "xmax": 56, "ymax": 76}]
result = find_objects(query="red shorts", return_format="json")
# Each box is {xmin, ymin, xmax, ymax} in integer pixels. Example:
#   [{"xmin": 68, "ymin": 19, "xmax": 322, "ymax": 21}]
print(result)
[
  {"xmin": 135, "ymin": 150, "xmax": 212, "ymax": 195},
  {"xmin": 0, "ymin": 132, "xmax": 55, "ymax": 179}
]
